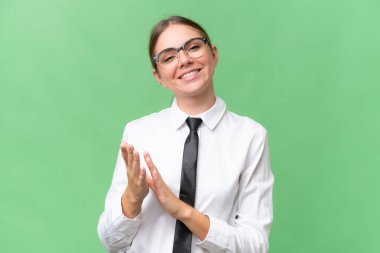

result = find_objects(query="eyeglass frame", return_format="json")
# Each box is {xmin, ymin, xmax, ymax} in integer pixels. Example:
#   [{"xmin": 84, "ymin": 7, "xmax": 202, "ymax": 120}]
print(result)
[{"xmin": 152, "ymin": 37, "xmax": 210, "ymax": 65}]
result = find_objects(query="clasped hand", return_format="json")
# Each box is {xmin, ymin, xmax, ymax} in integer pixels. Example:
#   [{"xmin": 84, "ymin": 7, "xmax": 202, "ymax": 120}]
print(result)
[{"xmin": 120, "ymin": 142, "xmax": 183, "ymax": 219}]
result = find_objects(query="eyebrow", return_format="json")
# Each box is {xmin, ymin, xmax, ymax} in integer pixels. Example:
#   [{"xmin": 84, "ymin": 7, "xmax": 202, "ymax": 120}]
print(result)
[
  {"xmin": 155, "ymin": 37, "xmax": 204, "ymax": 54},
  {"xmin": 156, "ymin": 42, "xmax": 184, "ymax": 54}
]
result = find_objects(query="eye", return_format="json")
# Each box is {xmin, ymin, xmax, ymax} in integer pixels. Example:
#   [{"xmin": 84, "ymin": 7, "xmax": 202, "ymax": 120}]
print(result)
[
  {"xmin": 159, "ymin": 49, "xmax": 177, "ymax": 63},
  {"xmin": 163, "ymin": 55, "xmax": 176, "ymax": 63},
  {"xmin": 188, "ymin": 45, "xmax": 200, "ymax": 52}
]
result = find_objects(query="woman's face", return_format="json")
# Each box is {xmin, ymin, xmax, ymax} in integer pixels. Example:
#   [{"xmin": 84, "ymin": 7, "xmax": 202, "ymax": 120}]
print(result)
[{"xmin": 152, "ymin": 24, "xmax": 218, "ymax": 100}]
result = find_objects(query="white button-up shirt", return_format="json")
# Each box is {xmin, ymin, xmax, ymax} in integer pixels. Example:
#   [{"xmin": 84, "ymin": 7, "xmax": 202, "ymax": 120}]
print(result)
[{"xmin": 98, "ymin": 97, "xmax": 274, "ymax": 253}]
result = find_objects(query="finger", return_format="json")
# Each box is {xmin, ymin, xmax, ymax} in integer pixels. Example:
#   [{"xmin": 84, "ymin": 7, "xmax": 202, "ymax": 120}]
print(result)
[
  {"xmin": 144, "ymin": 169, "xmax": 156, "ymax": 194},
  {"xmin": 138, "ymin": 168, "xmax": 146, "ymax": 186},
  {"xmin": 144, "ymin": 152, "xmax": 158, "ymax": 174},
  {"xmin": 144, "ymin": 152, "xmax": 155, "ymax": 176},
  {"xmin": 144, "ymin": 152, "xmax": 163, "ymax": 186},
  {"xmin": 120, "ymin": 142, "xmax": 131, "ymax": 176},
  {"xmin": 120, "ymin": 142, "xmax": 128, "ymax": 162},
  {"xmin": 127, "ymin": 144, "xmax": 135, "ymax": 169},
  {"xmin": 131, "ymin": 150, "xmax": 141, "ymax": 178}
]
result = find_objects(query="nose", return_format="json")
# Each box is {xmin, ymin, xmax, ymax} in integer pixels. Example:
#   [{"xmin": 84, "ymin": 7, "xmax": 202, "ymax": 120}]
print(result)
[{"xmin": 177, "ymin": 48, "xmax": 193, "ymax": 66}]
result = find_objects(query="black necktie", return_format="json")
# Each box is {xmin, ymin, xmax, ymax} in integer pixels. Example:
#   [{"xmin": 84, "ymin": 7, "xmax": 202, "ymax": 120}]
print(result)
[{"xmin": 172, "ymin": 117, "xmax": 202, "ymax": 253}]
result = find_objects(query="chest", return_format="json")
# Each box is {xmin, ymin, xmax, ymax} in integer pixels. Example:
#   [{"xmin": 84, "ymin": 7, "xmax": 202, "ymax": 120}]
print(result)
[{"xmin": 134, "ymin": 127, "xmax": 249, "ymax": 213}]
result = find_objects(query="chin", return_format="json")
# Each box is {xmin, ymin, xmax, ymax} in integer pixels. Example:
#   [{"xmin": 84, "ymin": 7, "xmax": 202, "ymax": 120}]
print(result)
[{"xmin": 179, "ymin": 84, "xmax": 213, "ymax": 98}]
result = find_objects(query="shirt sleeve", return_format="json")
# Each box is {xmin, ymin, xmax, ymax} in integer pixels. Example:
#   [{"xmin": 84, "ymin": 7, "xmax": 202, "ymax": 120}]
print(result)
[
  {"xmin": 97, "ymin": 125, "xmax": 142, "ymax": 253},
  {"xmin": 197, "ymin": 129, "xmax": 274, "ymax": 253}
]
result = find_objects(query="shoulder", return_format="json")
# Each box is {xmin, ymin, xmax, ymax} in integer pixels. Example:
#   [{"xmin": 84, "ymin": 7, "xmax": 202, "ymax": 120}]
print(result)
[
  {"xmin": 122, "ymin": 107, "xmax": 171, "ymax": 136},
  {"xmin": 222, "ymin": 110, "xmax": 269, "ymax": 160},
  {"xmin": 222, "ymin": 110, "xmax": 267, "ymax": 139}
]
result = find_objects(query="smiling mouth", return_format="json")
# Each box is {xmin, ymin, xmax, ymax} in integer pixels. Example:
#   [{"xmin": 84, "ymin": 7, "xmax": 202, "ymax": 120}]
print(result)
[{"xmin": 179, "ymin": 69, "xmax": 201, "ymax": 80}]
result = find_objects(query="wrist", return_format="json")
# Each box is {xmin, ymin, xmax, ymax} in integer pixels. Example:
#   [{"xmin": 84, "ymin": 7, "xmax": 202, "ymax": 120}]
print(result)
[
  {"xmin": 121, "ymin": 191, "xmax": 143, "ymax": 218},
  {"xmin": 125, "ymin": 189, "xmax": 144, "ymax": 205},
  {"xmin": 175, "ymin": 201, "xmax": 193, "ymax": 222}
]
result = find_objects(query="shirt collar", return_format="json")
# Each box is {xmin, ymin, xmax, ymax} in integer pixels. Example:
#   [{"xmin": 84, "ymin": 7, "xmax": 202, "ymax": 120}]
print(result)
[{"xmin": 170, "ymin": 97, "xmax": 226, "ymax": 131}]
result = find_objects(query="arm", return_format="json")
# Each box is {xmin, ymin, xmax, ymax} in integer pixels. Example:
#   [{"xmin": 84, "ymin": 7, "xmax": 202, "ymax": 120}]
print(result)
[
  {"xmin": 199, "ymin": 131, "xmax": 274, "ymax": 252},
  {"xmin": 98, "ymin": 127, "xmax": 149, "ymax": 252},
  {"xmin": 97, "ymin": 149, "xmax": 140, "ymax": 253}
]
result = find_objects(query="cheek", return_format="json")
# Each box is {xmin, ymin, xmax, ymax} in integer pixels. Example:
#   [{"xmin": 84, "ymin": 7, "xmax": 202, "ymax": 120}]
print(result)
[
  {"xmin": 202, "ymin": 52, "xmax": 217, "ymax": 69},
  {"xmin": 204, "ymin": 58, "xmax": 217, "ymax": 74},
  {"xmin": 158, "ymin": 68, "xmax": 175, "ymax": 82}
]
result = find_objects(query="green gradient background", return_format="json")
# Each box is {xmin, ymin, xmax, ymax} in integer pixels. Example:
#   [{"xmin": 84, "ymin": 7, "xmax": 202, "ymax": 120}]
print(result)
[{"xmin": 1, "ymin": 0, "xmax": 379, "ymax": 252}]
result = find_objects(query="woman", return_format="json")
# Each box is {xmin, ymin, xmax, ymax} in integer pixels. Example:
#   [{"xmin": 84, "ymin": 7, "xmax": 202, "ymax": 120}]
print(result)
[{"xmin": 98, "ymin": 16, "xmax": 274, "ymax": 253}]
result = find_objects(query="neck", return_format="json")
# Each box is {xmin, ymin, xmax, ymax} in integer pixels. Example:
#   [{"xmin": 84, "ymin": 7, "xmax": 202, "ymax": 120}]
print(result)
[{"xmin": 176, "ymin": 90, "xmax": 216, "ymax": 116}]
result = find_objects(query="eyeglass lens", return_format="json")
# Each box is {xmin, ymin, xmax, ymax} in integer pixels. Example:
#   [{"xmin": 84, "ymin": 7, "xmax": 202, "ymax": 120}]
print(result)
[{"xmin": 158, "ymin": 38, "xmax": 206, "ymax": 65}]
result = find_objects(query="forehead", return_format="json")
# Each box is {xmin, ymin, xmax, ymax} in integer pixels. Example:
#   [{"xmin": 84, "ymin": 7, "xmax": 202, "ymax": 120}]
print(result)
[{"xmin": 154, "ymin": 24, "xmax": 204, "ymax": 53}]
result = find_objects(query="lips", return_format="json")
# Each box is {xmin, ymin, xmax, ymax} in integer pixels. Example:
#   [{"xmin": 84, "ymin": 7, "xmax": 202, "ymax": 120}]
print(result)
[{"xmin": 178, "ymin": 69, "xmax": 201, "ymax": 79}]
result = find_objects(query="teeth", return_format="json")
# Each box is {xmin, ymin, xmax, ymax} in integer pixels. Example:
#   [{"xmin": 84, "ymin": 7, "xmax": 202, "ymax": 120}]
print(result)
[{"xmin": 181, "ymin": 70, "xmax": 198, "ymax": 79}]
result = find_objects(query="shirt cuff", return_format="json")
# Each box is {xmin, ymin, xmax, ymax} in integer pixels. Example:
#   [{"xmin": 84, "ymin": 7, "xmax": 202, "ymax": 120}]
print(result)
[
  {"xmin": 111, "ymin": 213, "xmax": 141, "ymax": 236},
  {"xmin": 196, "ymin": 215, "xmax": 232, "ymax": 250},
  {"xmin": 104, "ymin": 202, "xmax": 142, "ymax": 245},
  {"xmin": 110, "ymin": 198, "xmax": 142, "ymax": 232}
]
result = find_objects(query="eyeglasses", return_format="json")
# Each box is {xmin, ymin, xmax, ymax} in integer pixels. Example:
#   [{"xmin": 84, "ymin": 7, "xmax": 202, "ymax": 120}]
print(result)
[{"xmin": 153, "ymin": 38, "xmax": 209, "ymax": 66}]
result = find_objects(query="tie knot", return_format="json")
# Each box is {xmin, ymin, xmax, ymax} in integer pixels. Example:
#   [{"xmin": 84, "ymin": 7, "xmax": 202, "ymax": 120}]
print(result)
[{"xmin": 186, "ymin": 117, "xmax": 202, "ymax": 131}]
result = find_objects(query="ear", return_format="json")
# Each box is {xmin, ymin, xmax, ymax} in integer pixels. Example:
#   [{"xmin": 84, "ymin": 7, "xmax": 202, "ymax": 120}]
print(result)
[
  {"xmin": 152, "ymin": 68, "xmax": 166, "ymax": 87},
  {"xmin": 211, "ymin": 45, "xmax": 219, "ymax": 66}
]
